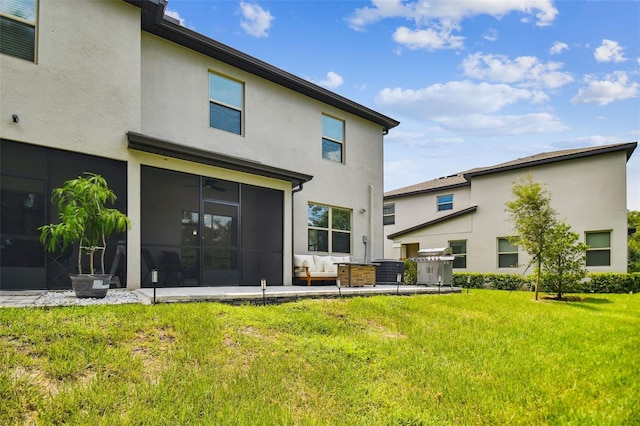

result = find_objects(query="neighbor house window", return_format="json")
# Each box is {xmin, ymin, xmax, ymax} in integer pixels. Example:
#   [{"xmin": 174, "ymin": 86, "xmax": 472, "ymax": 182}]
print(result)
[
  {"xmin": 0, "ymin": 0, "xmax": 37, "ymax": 62},
  {"xmin": 308, "ymin": 203, "xmax": 351, "ymax": 253},
  {"xmin": 437, "ymin": 194, "xmax": 453, "ymax": 211},
  {"xmin": 449, "ymin": 240, "xmax": 467, "ymax": 268},
  {"xmin": 586, "ymin": 231, "xmax": 611, "ymax": 266},
  {"xmin": 383, "ymin": 203, "xmax": 395, "ymax": 225},
  {"xmin": 209, "ymin": 72, "xmax": 243, "ymax": 135},
  {"xmin": 498, "ymin": 238, "xmax": 518, "ymax": 268},
  {"xmin": 322, "ymin": 114, "xmax": 344, "ymax": 162}
]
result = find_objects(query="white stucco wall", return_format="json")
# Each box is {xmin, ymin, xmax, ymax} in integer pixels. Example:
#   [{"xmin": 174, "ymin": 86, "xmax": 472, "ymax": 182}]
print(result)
[
  {"xmin": 383, "ymin": 186, "xmax": 471, "ymax": 258},
  {"xmin": 385, "ymin": 151, "xmax": 630, "ymax": 273},
  {"xmin": 0, "ymin": 0, "xmax": 141, "ymax": 155},
  {"xmin": 140, "ymin": 34, "xmax": 386, "ymax": 266}
]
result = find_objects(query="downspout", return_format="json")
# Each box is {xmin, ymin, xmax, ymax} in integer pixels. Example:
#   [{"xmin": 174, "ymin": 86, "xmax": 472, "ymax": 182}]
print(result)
[{"xmin": 291, "ymin": 181, "xmax": 304, "ymax": 284}]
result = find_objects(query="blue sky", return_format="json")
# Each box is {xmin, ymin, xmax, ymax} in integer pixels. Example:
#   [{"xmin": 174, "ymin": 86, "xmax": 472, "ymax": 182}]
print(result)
[{"xmin": 164, "ymin": 0, "xmax": 639, "ymax": 210}]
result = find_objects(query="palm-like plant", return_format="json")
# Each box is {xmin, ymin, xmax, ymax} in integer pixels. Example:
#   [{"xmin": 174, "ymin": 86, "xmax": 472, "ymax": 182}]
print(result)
[{"xmin": 39, "ymin": 173, "xmax": 130, "ymax": 274}]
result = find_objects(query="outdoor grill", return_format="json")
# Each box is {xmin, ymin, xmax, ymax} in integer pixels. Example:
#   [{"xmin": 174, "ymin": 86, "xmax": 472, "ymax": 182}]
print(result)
[{"xmin": 413, "ymin": 247, "xmax": 454, "ymax": 286}]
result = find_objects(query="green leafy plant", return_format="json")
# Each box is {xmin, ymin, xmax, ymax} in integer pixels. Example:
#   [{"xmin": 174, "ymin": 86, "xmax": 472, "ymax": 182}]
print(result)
[{"xmin": 39, "ymin": 172, "xmax": 130, "ymax": 274}]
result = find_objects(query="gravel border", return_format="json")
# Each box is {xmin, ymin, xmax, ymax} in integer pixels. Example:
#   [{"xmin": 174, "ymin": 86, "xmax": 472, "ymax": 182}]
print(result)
[{"xmin": 34, "ymin": 290, "xmax": 142, "ymax": 307}]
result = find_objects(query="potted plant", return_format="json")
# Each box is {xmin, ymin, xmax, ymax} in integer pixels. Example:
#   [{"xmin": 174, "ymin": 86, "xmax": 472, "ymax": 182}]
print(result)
[{"xmin": 39, "ymin": 172, "xmax": 131, "ymax": 298}]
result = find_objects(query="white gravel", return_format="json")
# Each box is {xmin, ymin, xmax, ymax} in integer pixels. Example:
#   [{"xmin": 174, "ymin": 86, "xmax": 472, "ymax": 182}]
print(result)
[{"xmin": 34, "ymin": 290, "xmax": 142, "ymax": 307}]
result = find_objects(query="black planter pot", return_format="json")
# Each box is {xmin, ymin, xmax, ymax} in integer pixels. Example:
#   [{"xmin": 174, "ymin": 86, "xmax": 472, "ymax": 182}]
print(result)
[{"xmin": 70, "ymin": 274, "xmax": 111, "ymax": 299}]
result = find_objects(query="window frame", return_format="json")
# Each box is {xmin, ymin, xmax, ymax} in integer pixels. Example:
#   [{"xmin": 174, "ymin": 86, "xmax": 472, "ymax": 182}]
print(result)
[
  {"xmin": 449, "ymin": 240, "xmax": 467, "ymax": 269},
  {"xmin": 497, "ymin": 237, "xmax": 518, "ymax": 268},
  {"xmin": 437, "ymin": 194, "xmax": 453, "ymax": 211},
  {"xmin": 209, "ymin": 71, "xmax": 244, "ymax": 135},
  {"xmin": 0, "ymin": 0, "xmax": 38, "ymax": 62},
  {"xmin": 321, "ymin": 114, "xmax": 345, "ymax": 163},
  {"xmin": 307, "ymin": 202, "xmax": 352, "ymax": 254},
  {"xmin": 383, "ymin": 203, "xmax": 395, "ymax": 225},
  {"xmin": 585, "ymin": 230, "xmax": 611, "ymax": 267}
]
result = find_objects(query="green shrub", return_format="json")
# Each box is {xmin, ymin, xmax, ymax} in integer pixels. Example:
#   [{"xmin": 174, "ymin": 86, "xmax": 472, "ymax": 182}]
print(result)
[
  {"xmin": 453, "ymin": 273, "xmax": 533, "ymax": 291},
  {"xmin": 583, "ymin": 272, "xmax": 640, "ymax": 293},
  {"xmin": 403, "ymin": 259, "xmax": 417, "ymax": 285},
  {"xmin": 453, "ymin": 272, "xmax": 640, "ymax": 294}
]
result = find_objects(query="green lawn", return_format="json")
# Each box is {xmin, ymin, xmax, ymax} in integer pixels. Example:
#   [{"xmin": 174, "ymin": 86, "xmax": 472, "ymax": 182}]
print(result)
[{"xmin": 1, "ymin": 290, "xmax": 638, "ymax": 425}]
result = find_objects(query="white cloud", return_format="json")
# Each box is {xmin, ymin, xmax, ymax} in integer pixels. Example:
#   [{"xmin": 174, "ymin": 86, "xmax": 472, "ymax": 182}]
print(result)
[
  {"xmin": 376, "ymin": 81, "xmax": 534, "ymax": 117},
  {"xmin": 549, "ymin": 41, "xmax": 568, "ymax": 55},
  {"xmin": 375, "ymin": 80, "xmax": 565, "ymax": 135},
  {"xmin": 483, "ymin": 28, "xmax": 498, "ymax": 42},
  {"xmin": 239, "ymin": 2, "xmax": 274, "ymax": 38},
  {"xmin": 571, "ymin": 71, "xmax": 639, "ymax": 105},
  {"xmin": 392, "ymin": 25, "xmax": 464, "ymax": 50},
  {"xmin": 461, "ymin": 53, "xmax": 573, "ymax": 89},
  {"xmin": 347, "ymin": 0, "xmax": 558, "ymax": 50},
  {"xmin": 436, "ymin": 113, "xmax": 566, "ymax": 135},
  {"xmin": 165, "ymin": 9, "xmax": 186, "ymax": 26},
  {"xmin": 316, "ymin": 71, "xmax": 344, "ymax": 89},
  {"xmin": 594, "ymin": 39, "xmax": 627, "ymax": 63},
  {"xmin": 386, "ymin": 130, "xmax": 464, "ymax": 148}
]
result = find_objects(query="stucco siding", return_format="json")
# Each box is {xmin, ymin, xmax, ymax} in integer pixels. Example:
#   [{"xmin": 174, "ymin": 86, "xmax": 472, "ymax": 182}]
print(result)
[
  {"xmin": 140, "ymin": 34, "xmax": 385, "ymax": 263},
  {"xmin": 0, "ymin": 0, "xmax": 141, "ymax": 156}
]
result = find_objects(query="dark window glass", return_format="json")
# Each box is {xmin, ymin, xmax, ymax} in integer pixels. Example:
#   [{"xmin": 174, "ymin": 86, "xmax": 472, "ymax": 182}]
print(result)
[
  {"xmin": 308, "ymin": 229, "xmax": 328, "ymax": 252},
  {"xmin": 332, "ymin": 231, "xmax": 351, "ymax": 253},
  {"xmin": 437, "ymin": 194, "xmax": 453, "ymax": 211},
  {"xmin": 210, "ymin": 103, "xmax": 241, "ymax": 135},
  {"xmin": 0, "ymin": 16, "xmax": 35, "ymax": 61},
  {"xmin": 586, "ymin": 250, "xmax": 610, "ymax": 267},
  {"xmin": 450, "ymin": 240, "xmax": 466, "ymax": 269}
]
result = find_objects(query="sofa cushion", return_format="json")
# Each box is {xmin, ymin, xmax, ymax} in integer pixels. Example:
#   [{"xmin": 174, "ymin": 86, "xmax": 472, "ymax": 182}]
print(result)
[
  {"xmin": 294, "ymin": 254, "xmax": 316, "ymax": 272},
  {"xmin": 314, "ymin": 255, "xmax": 335, "ymax": 273}
]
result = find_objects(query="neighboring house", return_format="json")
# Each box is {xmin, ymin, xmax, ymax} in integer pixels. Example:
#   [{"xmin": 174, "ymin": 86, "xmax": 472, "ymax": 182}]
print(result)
[
  {"xmin": 384, "ymin": 142, "xmax": 637, "ymax": 274},
  {"xmin": 0, "ymin": 0, "xmax": 398, "ymax": 291}
]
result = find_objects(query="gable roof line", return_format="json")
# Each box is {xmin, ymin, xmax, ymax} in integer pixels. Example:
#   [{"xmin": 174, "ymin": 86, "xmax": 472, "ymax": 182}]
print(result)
[
  {"xmin": 125, "ymin": 0, "xmax": 399, "ymax": 133},
  {"xmin": 464, "ymin": 141, "xmax": 637, "ymax": 179},
  {"xmin": 384, "ymin": 141, "xmax": 637, "ymax": 199},
  {"xmin": 387, "ymin": 206, "xmax": 478, "ymax": 239},
  {"xmin": 384, "ymin": 181, "xmax": 469, "ymax": 200}
]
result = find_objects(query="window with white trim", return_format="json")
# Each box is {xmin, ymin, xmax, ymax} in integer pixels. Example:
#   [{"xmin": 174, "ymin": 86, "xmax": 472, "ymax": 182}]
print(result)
[
  {"xmin": 437, "ymin": 194, "xmax": 453, "ymax": 211},
  {"xmin": 209, "ymin": 72, "xmax": 243, "ymax": 135},
  {"xmin": 322, "ymin": 114, "xmax": 344, "ymax": 163},
  {"xmin": 0, "ymin": 0, "xmax": 37, "ymax": 62},
  {"xmin": 449, "ymin": 240, "xmax": 467, "ymax": 268},
  {"xmin": 308, "ymin": 203, "xmax": 351, "ymax": 253},
  {"xmin": 383, "ymin": 203, "xmax": 395, "ymax": 225},
  {"xmin": 498, "ymin": 238, "xmax": 518, "ymax": 268},
  {"xmin": 586, "ymin": 231, "xmax": 611, "ymax": 266}
]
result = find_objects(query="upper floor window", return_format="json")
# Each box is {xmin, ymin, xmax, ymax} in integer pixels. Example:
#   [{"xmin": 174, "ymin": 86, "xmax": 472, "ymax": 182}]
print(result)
[
  {"xmin": 322, "ymin": 114, "xmax": 344, "ymax": 163},
  {"xmin": 449, "ymin": 240, "xmax": 467, "ymax": 268},
  {"xmin": 586, "ymin": 231, "xmax": 611, "ymax": 266},
  {"xmin": 209, "ymin": 72, "xmax": 243, "ymax": 135},
  {"xmin": 308, "ymin": 203, "xmax": 351, "ymax": 253},
  {"xmin": 383, "ymin": 203, "xmax": 395, "ymax": 225},
  {"xmin": 437, "ymin": 194, "xmax": 453, "ymax": 211},
  {"xmin": 0, "ymin": 0, "xmax": 37, "ymax": 62},
  {"xmin": 498, "ymin": 237, "xmax": 518, "ymax": 268}
]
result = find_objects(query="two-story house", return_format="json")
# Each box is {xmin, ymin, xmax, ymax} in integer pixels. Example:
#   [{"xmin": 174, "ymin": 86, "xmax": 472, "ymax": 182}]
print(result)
[
  {"xmin": 0, "ymin": 0, "xmax": 398, "ymax": 291},
  {"xmin": 383, "ymin": 142, "xmax": 637, "ymax": 274}
]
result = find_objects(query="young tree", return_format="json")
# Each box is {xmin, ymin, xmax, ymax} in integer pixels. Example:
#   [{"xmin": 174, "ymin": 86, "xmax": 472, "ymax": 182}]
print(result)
[
  {"xmin": 505, "ymin": 176, "xmax": 558, "ymax": 300},
  {"xmin": 539, "ymin": 222, "xmax": 589, "ymax": 299}
]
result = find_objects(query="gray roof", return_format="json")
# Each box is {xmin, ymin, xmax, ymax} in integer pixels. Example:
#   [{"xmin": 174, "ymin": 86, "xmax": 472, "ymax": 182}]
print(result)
[
  {"xmin": 384, "ymin": 142, "xmax": 637, "ymax": 199},
  {"xmin": 387, "ymin": 206, "xmax": 478, "ymax": 239},
  {"xmin": 124, "ymin": 0, "xmax": 399, "ymax": 133}
]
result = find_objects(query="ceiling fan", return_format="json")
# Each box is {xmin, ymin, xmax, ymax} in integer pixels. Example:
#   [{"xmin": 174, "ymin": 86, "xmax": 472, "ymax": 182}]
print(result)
[
  {"xmin": 203, "ymin": 178, "xmax": 227, "ymax": 192},
  {"xmin": 184, "ymin": 177, "xmax": 227, "ymax": 191}
]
